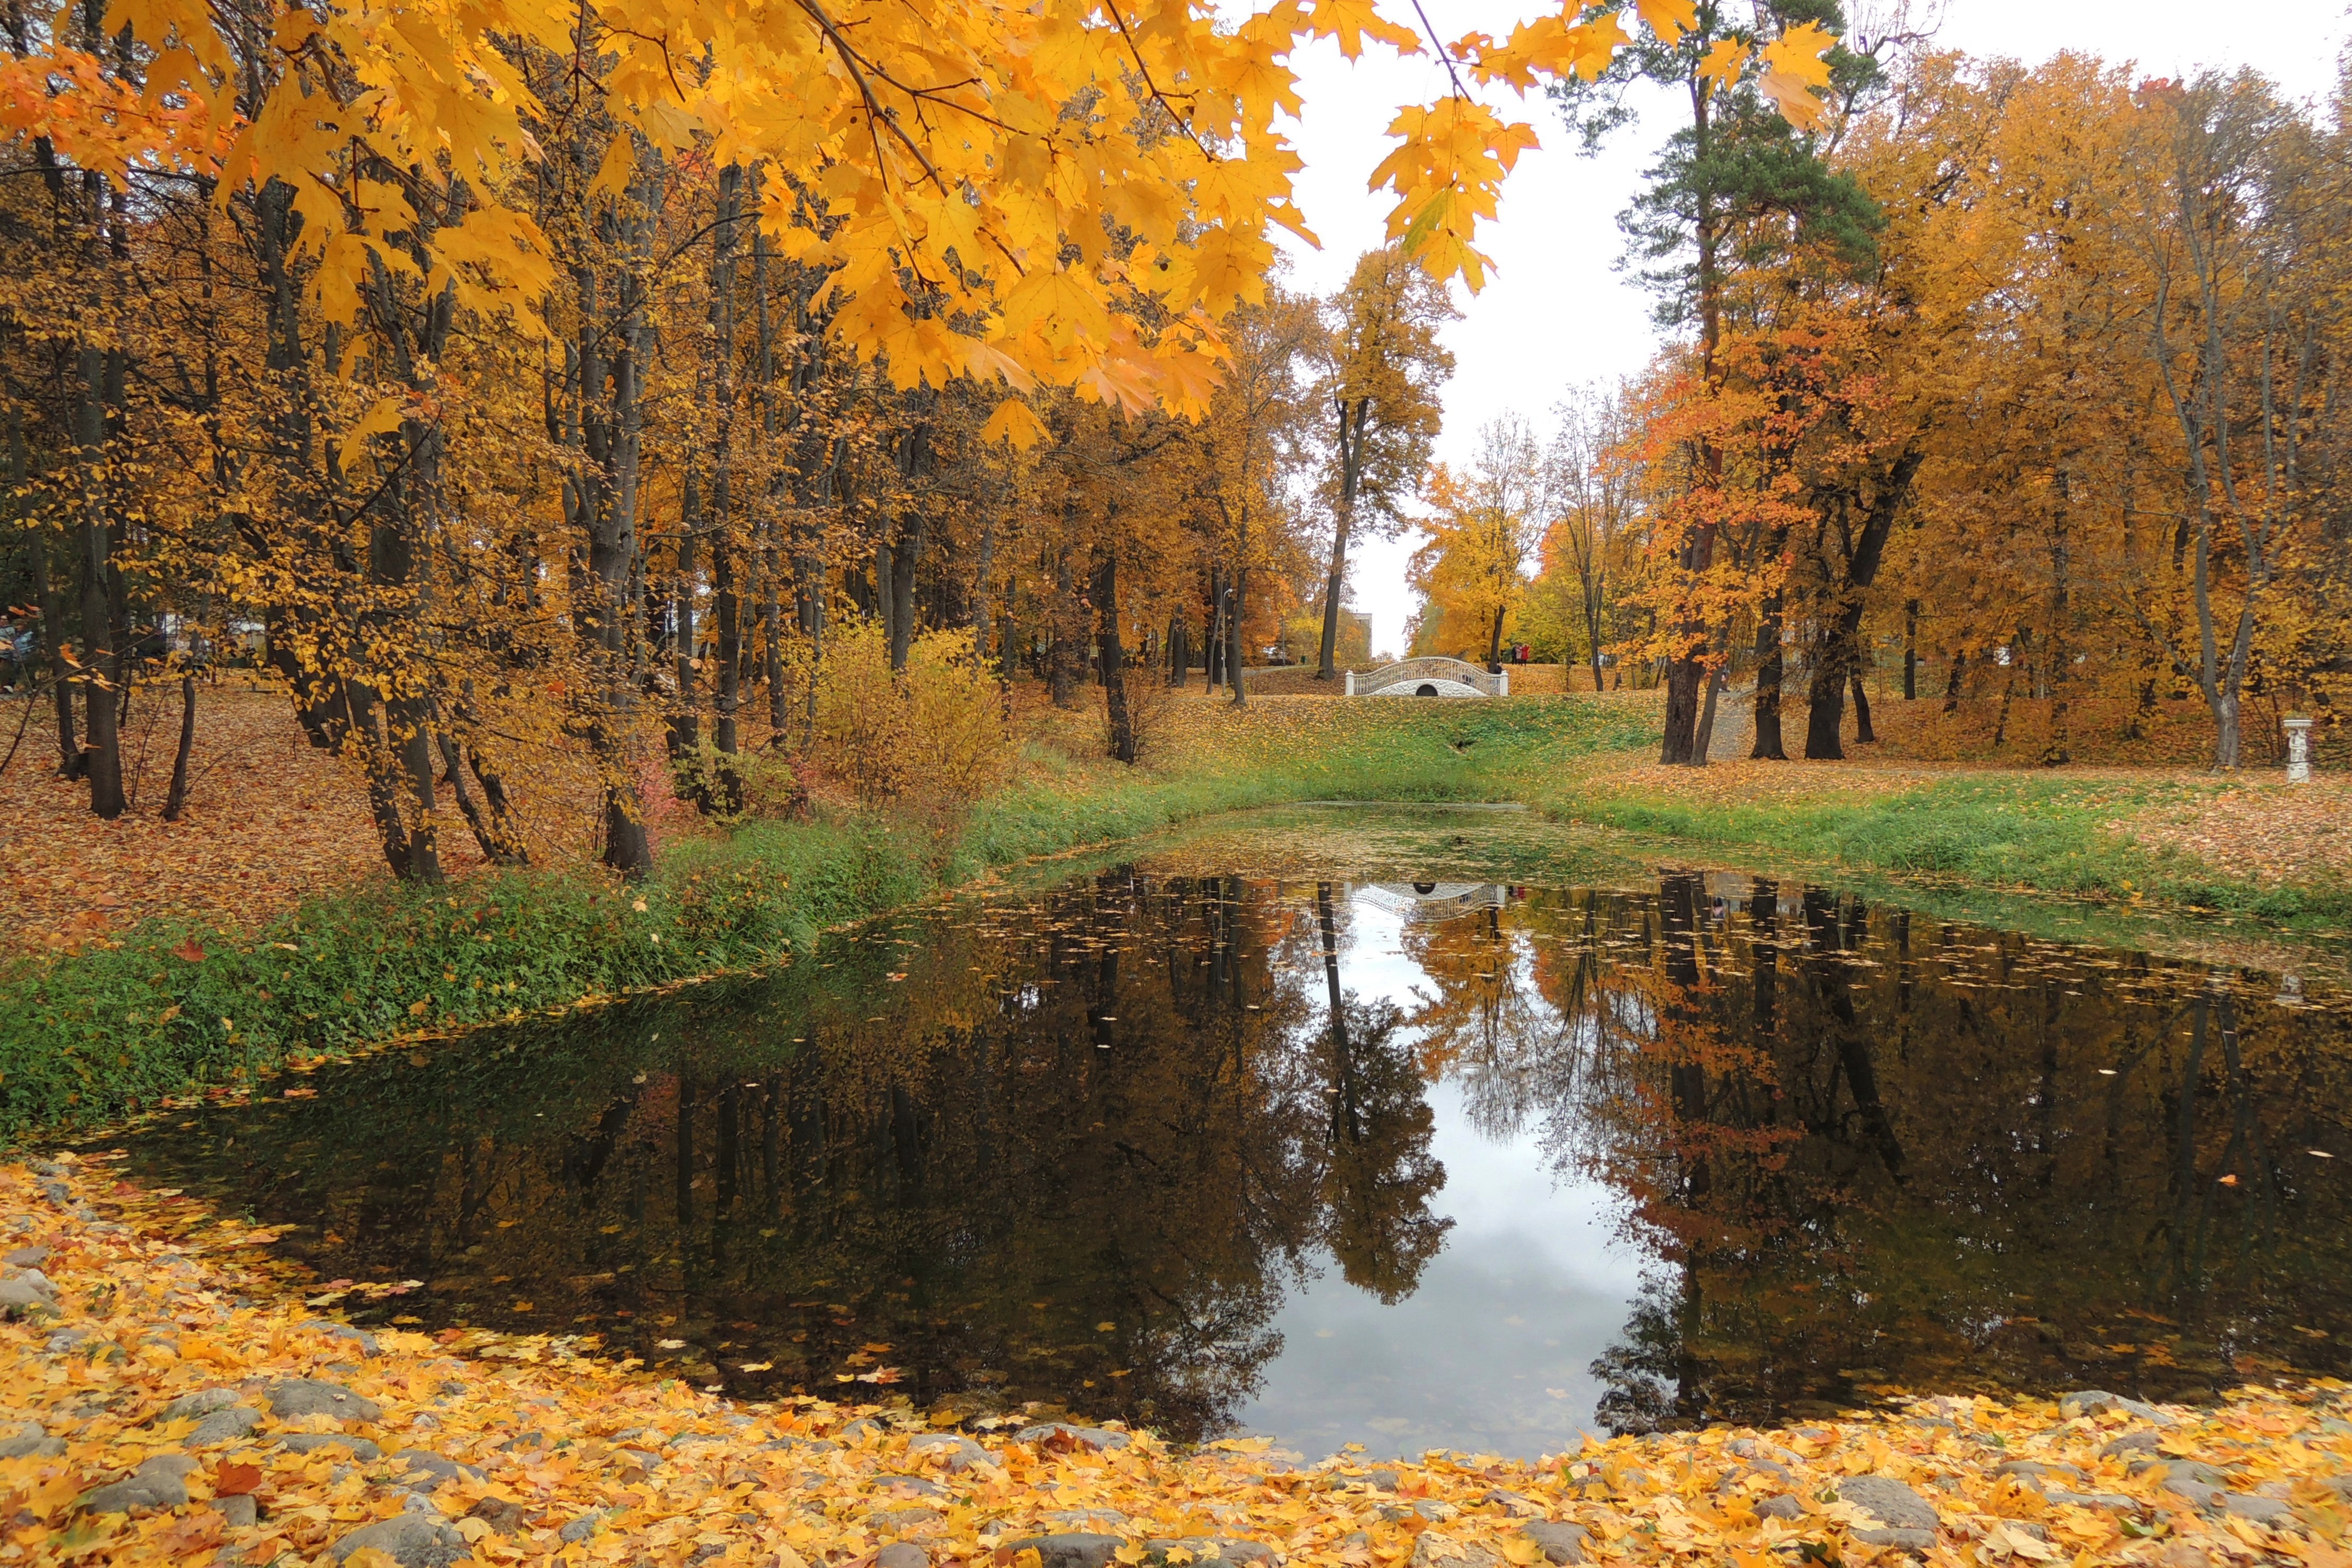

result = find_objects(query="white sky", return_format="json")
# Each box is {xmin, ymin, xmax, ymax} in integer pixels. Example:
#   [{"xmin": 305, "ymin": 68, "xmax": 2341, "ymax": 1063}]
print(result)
[{"xmin": 1265, "ymin": 1, "xmax": 2352, "ymax": 661}]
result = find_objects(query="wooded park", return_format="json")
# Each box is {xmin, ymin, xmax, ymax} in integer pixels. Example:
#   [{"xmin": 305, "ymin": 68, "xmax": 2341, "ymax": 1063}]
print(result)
[{"xmin": 3, "ymin": 5, "xmax": 2352, "ymax": 1568}]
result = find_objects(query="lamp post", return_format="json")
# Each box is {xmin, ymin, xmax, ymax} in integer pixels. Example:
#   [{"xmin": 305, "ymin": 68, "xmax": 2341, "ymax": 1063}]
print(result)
[{"xmin": 2284, "ymin": 716, "xmax": 2315, "ymax": 782}]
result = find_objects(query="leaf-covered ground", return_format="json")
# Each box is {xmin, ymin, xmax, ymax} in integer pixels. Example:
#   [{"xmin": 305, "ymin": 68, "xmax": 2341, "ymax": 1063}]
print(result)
[{"xmin": 5, "ymin": 1156, "xmax": 2349, "ymax": 1568}]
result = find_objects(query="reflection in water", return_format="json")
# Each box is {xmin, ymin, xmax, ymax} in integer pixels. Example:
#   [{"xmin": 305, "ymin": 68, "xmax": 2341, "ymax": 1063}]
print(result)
[{"xmin": 120, "ymin": 867, "xmax": 2350, "ymax": 1455}]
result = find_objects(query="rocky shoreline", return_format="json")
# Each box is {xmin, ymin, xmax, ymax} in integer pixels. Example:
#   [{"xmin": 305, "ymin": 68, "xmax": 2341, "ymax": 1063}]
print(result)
[{"xmin": 1, "ymin": 1153, "xmax": 2346, "ymax": 1568}]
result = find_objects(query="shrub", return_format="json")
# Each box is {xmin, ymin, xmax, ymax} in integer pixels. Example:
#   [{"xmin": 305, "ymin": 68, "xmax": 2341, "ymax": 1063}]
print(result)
[{"xmin": 810, "ymin": 624, "xmax": 1009, "ymax": 811}]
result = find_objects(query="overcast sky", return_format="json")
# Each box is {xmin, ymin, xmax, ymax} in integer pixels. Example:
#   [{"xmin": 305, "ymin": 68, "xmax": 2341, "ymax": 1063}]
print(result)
[{"xmin": 1263, "ymin": 2, "xmax": 2352, "ymax": 661}]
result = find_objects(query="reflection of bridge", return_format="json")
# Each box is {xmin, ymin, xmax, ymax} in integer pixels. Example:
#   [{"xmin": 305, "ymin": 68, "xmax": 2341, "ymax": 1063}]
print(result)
[
  {"xmin": 1357, "ymin": 882, "xmax": 1510, "ymax": 921},
  {"xmin": 1346, "ymin": 656, "xmax": 1505, "ymax": 697}
]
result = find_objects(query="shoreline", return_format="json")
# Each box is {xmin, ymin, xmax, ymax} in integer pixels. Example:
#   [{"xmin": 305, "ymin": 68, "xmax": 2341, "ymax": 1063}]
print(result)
[
  {"xmin": 3, "ymin": 1156, "xmax": 2347, "ymax": 1568},
  {"xmin": 8, "ymin": 698, "xmax": 2348, "ymax": 1146}
]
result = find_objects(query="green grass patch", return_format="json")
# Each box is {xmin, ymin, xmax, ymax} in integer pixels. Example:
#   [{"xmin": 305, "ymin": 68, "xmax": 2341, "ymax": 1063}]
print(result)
[{"xmin": 1566, "ymin": 772, "xmax": 2352, "ymax": 926}]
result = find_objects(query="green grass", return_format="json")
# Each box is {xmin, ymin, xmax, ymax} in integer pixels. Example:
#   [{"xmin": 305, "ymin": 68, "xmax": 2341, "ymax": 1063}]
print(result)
[
  {"xmin": 7, "ymin": 692, "xmax": 2341, "ymax": 1143},
  {"xmin": 1564, "ymin": 772, "xmax": 2352, "ymax": 926}
]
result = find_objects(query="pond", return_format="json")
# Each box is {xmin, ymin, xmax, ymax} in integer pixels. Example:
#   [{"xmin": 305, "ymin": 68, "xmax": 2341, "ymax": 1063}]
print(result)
[{"xmin": 116, "ymin": 811, "xmax": 2352, "ymax": 1459}]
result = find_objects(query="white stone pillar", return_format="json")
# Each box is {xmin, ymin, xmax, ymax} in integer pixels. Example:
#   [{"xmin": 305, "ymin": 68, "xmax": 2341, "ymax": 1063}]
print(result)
[
  {"xmin": 1497, "ymin": 668, "xmax": 1510, "ymax": 697},
  {"xmin": 1345, "ymin": 669, "xmax": 1355, "ymax": 696},
  {"xmin": 2285, "ymin": 716, "xmax": 2314, "ymax": 782}
]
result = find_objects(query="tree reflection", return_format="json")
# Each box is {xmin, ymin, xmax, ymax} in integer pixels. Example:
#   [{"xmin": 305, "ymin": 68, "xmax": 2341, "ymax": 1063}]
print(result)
[
  {"xmin": 1314, "ymin": 883, "xmax": 1450, "ymax": 1303},
  {"xmin": 1521, "ymin": 877, "xmax": 2352, "ymax": 1429}
]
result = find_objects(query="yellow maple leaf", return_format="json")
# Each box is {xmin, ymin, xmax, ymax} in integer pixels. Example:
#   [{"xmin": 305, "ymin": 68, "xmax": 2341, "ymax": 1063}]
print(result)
[
  {"xmin": 978, "ymin": 398, "xmax": 1049, "ymax": 453},
  {"xmin": 1635, "ymin": 0, "xmax": 1697, "ymax": 44},
  {"xmin": 1698, "ymin": 38, "xmax": 1745, "ymax": 94},
  {"xmin": 1759, "ymin": 21, "xmax": 1835, "ymax": 128},
  {"xmin": 1308, "ymin": 0, "xmax": 1421, "ymax": 59}
]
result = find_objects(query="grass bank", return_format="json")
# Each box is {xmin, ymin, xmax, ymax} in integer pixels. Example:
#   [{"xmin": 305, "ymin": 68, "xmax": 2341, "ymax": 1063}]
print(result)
[
  {"xmin": 2, "ymin": 696, "xmax": 1652, "ymax": 1140},
  {"xmin": 1562, "ymin": 768, "xmax": 2352, "ymax": 930}
]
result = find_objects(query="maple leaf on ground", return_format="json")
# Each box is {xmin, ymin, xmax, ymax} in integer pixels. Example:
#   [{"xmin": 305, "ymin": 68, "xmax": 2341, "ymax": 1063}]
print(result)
[
  {"xmin": 171, "ymin": 936, "xmax": 206, "ymax": 963},
  {"xmin": 214, "ymin": 1462, "xmax": 264, "ymax": 1496}
]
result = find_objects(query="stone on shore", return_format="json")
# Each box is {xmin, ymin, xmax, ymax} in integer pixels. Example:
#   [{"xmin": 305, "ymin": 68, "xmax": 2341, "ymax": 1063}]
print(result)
[
  {"xmin": 1002, "ymin": 1533, "xmax": 1125, "ymax": 1568},
  {"xmin": 326, "ymin": 1513, "xmax": 470, "ymax": 1567},
  {"xmin": 1837, "ymin": 1475, "xmax": 1941, "ymax": 1552},
  {"xmin": 79, "ymin": 1454, "xmax": 200, "ymax": 1515},
  {"xmin": 1521, "ymin": 1520, "xmax": 1590, "ymax": 1564},
  {"xmin": 265, "ymin": 1376, "xmax": 382, "ymax": 1424}
]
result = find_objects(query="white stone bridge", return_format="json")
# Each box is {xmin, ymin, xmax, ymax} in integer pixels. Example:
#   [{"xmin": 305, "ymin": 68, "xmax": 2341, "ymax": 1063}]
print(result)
[{"xmin": 1346, "ymin": 656, "xmax": 1506, "ymax": 698}]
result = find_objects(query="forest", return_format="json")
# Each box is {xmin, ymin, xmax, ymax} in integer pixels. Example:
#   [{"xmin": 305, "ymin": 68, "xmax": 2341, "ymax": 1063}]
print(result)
[{"xmin": 2, "ymin": 0, "xmax": 2344, "ymax": 898}]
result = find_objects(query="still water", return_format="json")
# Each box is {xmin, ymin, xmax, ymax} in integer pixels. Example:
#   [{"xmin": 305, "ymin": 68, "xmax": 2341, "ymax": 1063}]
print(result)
[{"xmin": 120, "ymin": 849, "xmax": 2352, "ymax": 1457}]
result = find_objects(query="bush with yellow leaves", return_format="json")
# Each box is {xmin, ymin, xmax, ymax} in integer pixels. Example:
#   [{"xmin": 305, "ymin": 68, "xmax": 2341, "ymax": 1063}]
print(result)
[{"xmin": 809, "ymin": 624, "xmax": 1009, "ymax": 813}]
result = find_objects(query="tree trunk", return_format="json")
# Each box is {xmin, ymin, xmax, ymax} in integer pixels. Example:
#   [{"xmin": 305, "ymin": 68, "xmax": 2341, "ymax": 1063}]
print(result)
[
  {"xmin": 670, "ymin": 513, "xmax": 699, "ymax": 762},
  {"xmin": 161, "ymin": 671, "xmax": 196, "ymax": 822},
  {"xmin": 1485, "ymin": 602, "xmax": 1506, "ymax": 671},
  {"xmin": 26, "ymin": 486, "xmax": 80, "ymax": 779},
  {"xmin": 708, "ymin": 165, "xmax": 744, "ymax": 799},
  {"xmin": 1661, "ymin": 655, "xmax": 1706, "ymax": 764},
  {"xmin": 1048, "ymin": 540, "xmax": 1080, "ymax": 709},
  {"xmin": 971, "ymin": 506, "xmax": 998, "ymax": 665},
  {"xmin": 1691, "ymin": 662, "xmax": 1724, "ymax": 766},
  {"xmin": 573, "ymin": 149, "xmax": 659, "ymax": 882},
  {"xmin": 2040, "ymin": 473, "xmax": 2071, "ymax": 766},
  {"xmin": 1850, "ymin": 670, "xmax": 1875, "ymax": 744},
  {"xmin": 1751, "ymin": 590, "xmax": 1787, "ymax": 761},
  {"xmin": 1205, "ymin": 571, "xmax": 1225, "ymax": 690},
  {"xmin": 1096, "ymin": 551, "xmax": 1134, "ymax": 763},
  {"xmin": 888, "ymin": 513, "xmax": 923, "ymax": 671},
  {"xmin": 1902, "ymin": 599, "xmax": 1918, "ymax": 700},
  {"xmin": 72, "ymin": 346, "xmax": 123, "ymax": 817},
  {"xmin": 1225, "ymin": 568, "xmax": 1247, "ymax": 708},
  {"xmin": 1318, "ymin": 396, "xmax": 1367, "ymax": 681},
  {"xmin": 1803, "ymin": 451, "xmax": 1924, "ymax": 760},
  {"xmin": 1661, "ymin": 71, "xmax": 1726, "ymax": 767}
]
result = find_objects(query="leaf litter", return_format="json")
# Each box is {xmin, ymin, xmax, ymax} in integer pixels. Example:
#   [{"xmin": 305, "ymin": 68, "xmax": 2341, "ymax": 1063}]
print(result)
[{"xmin": 3, "ymin": 1156, "xmax": 2349, "ymax": 1568}]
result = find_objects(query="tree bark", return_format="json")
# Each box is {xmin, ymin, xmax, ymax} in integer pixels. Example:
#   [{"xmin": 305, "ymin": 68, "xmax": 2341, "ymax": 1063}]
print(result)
[
  {"xmin": 1850, "ymin": 670, "xmax": 1876, "ymax": 744},
  {"xmin": 1691, "ymin": 662, "xmax": 1724, "ymax": 766},
  {"xmin": 709, "ymin": 165, "xmax": 744, "ymax": 795},
  {"xmin": 72, "ymin": 345, "xmax": 124, "ymax": 817},
  {"xmin": 1048, "ymin": 539, "xmax": 1080, "ymax": 709},
  {"xmin": 2040, "ymin": 471, "xmax": 2071, "ymax": 766},
  {"xmin": 573, "ymin": 144, "xmax": 658, "ymax": 881},
  {"xmin": 1750, "ymin": 590, "xmax": 1788, "ymax": 760},
  {"xmin": 669, "ymin": 514, "xmax": 699, "ymax": 761},
  {"xmin": 1902, "ymin": 599, "xmax": 1918, "ymax": 700},
  {"xmin": 21, "ymin": 432, "xmax": 81, "ymax": 778},
  {"xmin": 1225, "ymin": 567, "xmax": 1248, "ymax": 708},
  {"xmin": 1660, "ymin": 70, "xmax": 1725, "ymax": 766},
  {"xmin": 1095, "ymin": 550, "xmax": 1134, "ymax": 763},
  {"xmin": 1803, "ymin": 450, "xmax": 1924, "ymax": 760},
  {"xmin": 161, "ymin": 670, "xmax": 196, "ymax": 822},
  {"xmin": 1318, "ymin": 395, "xmax": 1368, "ymax": 680}
]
